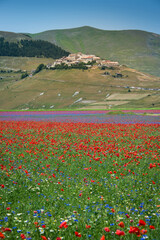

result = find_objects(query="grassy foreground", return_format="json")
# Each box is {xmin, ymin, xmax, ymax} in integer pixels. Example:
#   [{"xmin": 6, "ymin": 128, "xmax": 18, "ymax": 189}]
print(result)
[{"xmin": 0, "ymin": 121, "xmax": 159, "ymax": 239}]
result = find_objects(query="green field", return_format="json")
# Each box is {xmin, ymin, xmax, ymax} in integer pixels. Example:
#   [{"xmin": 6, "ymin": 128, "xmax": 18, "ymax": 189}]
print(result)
[{"xmin": 0, "ymin": 56, "xmax": 54, "ymax": 72}]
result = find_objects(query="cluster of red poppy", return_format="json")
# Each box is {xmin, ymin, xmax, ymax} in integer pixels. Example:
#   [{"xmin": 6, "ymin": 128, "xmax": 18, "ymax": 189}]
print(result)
[
  {"xmin": 0, "ymin": 121, "xmax": 159, "ymax": 239},
  {"xmin": 100, "ymin": 219, "xmax": 156, "ymax": 239}
]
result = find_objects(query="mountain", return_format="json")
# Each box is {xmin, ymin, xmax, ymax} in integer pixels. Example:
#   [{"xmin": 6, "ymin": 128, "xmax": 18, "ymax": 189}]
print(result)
[
  {"xmin": 29, "ymin": 26, "xmax": 160, "ymax": 77},
  {"xmin": 0, "ymin": 26, "xmax": 160, "ymax": 76}
]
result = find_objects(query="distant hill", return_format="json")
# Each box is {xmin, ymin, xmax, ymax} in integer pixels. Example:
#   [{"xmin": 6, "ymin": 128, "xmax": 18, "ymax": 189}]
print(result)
[
  {"xmin": 29, "ymin": 26, "xmax": 160, "ymax": 77},
  {"xmin": 0, "ymin": 26, "xmax": 160, "ymax": 76}
]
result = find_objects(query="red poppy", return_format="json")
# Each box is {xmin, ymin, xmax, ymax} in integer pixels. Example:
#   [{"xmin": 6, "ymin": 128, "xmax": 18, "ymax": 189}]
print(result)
[
  {"xmin": 34, "ymin": 221, "xmax": 40, "ymax": 227},
  {"xmin": 75, "ymin": 231, "xmax": 82, "ymax": 237},
  {"xmin": 141, "ymin": 229, "xmax": 147, "ymax": 234},
  {"xmin": 118, "ymin": 221, "xmax": 125, "ymax": 228},
  {"xmin": 104, "ymin": 227, "xmax": 110, "ymax": 232},
  {"xmin": 149, "ymin": 225, "xmax": 155, "ymax": 229},
  {"xmin": 115, "ymin": 229, "xmax": 125, "ymax": 236},
  {"xmin": 100, "ymin": 235, "xmax": 105, "ymax": 240},
  {"xmin": 3, "ymin": 228, "xmax": 11, "ymax": 232},
  {"xmin": 0, "ymin": 232, "xmax": 5, "ymax": 239},
  {"xmin": 129, "ymin": 226, "xmax": 141, "ymax": 236},
  {"xmin": 59, "ymin": 221, "xmax": 68, "ymax": 228},
  {"xmin": 41, "ymin": 236, "xmax": 47, "ymax": 240},
  {"xmin": 86, "ymin": 225, "xmax": 91, "ymax": 229},
  {"xmin": 20, "ymin": 234, "xmax": 26, "ymax": 239},
  {"xmin": 139, "ymin": 219, "xmax": 146, "ymax": 226}
]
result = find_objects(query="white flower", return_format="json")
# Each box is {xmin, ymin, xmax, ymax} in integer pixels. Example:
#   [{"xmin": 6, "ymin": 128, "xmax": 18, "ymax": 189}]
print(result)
[
  {"xmin": 39, "ymin": 228, "xmax": 44, "ymax": 234},
  {"xmin": 17, "ymin": 213, "xmax": 22, "ymax": 216}
]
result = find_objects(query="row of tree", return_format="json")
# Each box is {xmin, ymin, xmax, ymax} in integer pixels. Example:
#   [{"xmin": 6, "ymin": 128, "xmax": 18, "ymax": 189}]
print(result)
[
  {"xmin": 21, "ymin": 64, "xmax": 46, "ymax": 79},
  {"xmin": 51, "ymin": 62, "xmax": 89, "ymax": 70},
  {"xmin": 21, "ymin": 61, "xmax": 90, "ymax": 79},
  {"xmin": 0, "ymin": 38, "xmax": 69, "ymax": 59}
]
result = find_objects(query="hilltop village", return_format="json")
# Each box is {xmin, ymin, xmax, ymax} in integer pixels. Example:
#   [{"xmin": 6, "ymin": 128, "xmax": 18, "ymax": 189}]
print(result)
[{"xmin": 48, "ymin": 52, "xmax": 119, "ymax": 68}]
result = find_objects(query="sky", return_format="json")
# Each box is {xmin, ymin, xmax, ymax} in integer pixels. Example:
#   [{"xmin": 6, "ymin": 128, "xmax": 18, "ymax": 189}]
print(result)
[{"xmin": 0, "ymin": 0, "xmax": 160, "ymax": 34}]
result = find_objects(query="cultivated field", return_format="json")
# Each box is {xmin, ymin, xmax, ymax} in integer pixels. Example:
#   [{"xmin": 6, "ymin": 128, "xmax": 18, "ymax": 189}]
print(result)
[{"xmin": 0, "ymin": 120, "xmax": 159, "ymax": 239}]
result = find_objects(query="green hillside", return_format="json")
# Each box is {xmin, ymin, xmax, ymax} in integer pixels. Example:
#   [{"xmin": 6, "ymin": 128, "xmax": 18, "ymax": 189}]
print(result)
[{"xmin": 30, "ymin": 26, "xmax": 160, "ymax": 76}]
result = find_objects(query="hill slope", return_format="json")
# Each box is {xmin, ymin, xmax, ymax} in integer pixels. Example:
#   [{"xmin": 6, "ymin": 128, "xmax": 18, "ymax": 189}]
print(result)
[
  {"xmin": 30, "ymin": 26, "xmax": 160, "ymax": 76},
  {"xmin": 0, "ymin": 56, "xmax": 159, "ymax": 110}
]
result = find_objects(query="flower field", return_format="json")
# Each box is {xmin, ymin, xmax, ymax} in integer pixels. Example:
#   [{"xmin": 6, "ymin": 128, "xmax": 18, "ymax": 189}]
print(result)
[
  {"xmin": 0, "ymin": 110, "xmax": 160, "ymax": 124},
  {"xmin": 0, "ymin": 119, "xmax": 160, "ymax": 239}
]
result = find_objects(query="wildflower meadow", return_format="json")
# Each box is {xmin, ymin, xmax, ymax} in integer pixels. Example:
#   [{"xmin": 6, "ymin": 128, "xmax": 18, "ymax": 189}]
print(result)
[{"xmin": 0, "ymin": 113, "xmax": 160, "ymax": 239}]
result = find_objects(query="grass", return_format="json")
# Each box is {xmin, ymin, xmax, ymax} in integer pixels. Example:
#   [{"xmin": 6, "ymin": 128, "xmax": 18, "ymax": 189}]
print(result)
[
  {"xmin": 0, "ymin": 56, "xmax": 54, "ymax": 71},
  {"xmin": 0, "ymin": 108, "xmax": 160, "ymax": 113},
  {"xmin": 0, "ymin": 121, "xmax": 159, "ymax": 239},
  {"xmin": 107, "ymin": 111, "xmax": 136, "ymax": 115}
]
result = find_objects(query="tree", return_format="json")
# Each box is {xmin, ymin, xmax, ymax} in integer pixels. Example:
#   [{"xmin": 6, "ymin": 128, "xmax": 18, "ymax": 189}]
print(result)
[
  {"xmin": 33, "ymin": 64, "xmax": 45, "ymax": 75},
  {"xmin": 21, "ymin": 72, "xmax": 29, "ymax": 79},
  {"xmin": 0, "ymin": 38, "xmax": 70, "ymax": 58}
]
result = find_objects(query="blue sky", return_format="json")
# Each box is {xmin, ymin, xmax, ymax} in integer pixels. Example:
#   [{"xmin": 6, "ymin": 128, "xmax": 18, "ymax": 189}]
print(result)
[{"xmin": 0, "ymin": 0, "xmax": 160, "ymax": 34}]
